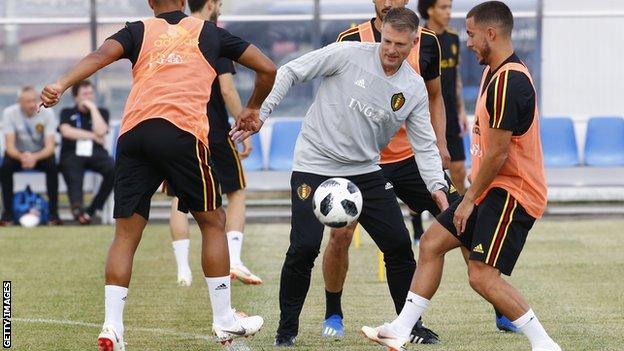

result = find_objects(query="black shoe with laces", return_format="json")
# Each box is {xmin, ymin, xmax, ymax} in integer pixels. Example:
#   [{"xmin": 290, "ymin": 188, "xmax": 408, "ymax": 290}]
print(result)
[
  {"xmin": 410, "ymin": 320, "xmax": 440, "ymax": 344},
  {"xmin": 274, "ymin": 335, "xmax": 296, "ymax": 347}
]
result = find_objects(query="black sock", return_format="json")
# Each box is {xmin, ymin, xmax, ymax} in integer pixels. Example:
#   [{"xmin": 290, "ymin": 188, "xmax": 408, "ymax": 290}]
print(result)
[
  {"xmin": 412, "ymin": 214, "xmax": 424, "ymax": 241},
  {"xmin": 325, "ymin": 290, "xmax": 343, "ymax": 319},
  {"xmin": 495, "ymin": 308, "xmax": 503, "ymax": 318}
]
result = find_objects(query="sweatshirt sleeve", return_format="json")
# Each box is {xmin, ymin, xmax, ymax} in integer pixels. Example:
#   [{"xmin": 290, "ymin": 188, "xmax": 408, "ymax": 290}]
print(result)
[{"xmin": 260, "ymin": 42, "xmax": 352, "ymax": 121}]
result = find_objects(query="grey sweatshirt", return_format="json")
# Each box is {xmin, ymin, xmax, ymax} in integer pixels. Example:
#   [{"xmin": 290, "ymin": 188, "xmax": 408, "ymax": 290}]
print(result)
[{"xmin": 260, "ymin": 42, "xmax": 446, "ymax": 193}]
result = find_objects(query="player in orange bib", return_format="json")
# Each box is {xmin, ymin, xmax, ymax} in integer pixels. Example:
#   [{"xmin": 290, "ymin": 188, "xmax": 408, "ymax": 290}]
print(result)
[
  {"xmin": 40, "ymin": 0, "xmax": 276, "ymax": 349},
  {"xmin": 361, "ymin": 3, "xmax": 561, "ymax": 351}
]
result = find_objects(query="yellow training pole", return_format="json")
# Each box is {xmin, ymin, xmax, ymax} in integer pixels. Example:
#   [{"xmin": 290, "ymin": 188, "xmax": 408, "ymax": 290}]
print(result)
[
  {"xmin": 377, "ymin": 250, "xmax": 385, "ymax": 282},
  {"xmin": 354, "ymin": 224, "xmax": 361, "ymax": 249}
]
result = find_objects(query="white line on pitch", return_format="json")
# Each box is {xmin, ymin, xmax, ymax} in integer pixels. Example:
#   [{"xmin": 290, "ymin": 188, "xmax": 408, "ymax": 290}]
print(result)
[
  {"xmin": 13, "ymin": 317, "xmax": 213, "ymax": 341},
  {"xmin": 13, "ymin": 317, "xmax": 255, "ymax": 350}
]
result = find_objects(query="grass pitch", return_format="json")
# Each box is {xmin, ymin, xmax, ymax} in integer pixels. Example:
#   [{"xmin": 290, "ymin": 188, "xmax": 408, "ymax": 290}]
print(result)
[{"xmin": 1, "ymin": 219, "xmax": 623, "ymax": 350}]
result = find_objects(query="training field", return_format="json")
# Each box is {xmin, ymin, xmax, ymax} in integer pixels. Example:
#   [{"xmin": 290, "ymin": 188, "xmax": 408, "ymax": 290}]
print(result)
[{"xmin": 1, "ymin": 219, "xmax": 623, "ymax": 350}]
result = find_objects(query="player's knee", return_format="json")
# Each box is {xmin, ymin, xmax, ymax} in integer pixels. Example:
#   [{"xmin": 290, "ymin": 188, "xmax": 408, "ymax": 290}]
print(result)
[
  {"xmin": 225, "ymin": 189, "xmax": 245, "ymax": 202},
  {"xmin": 419, "ymin": 230, "xmax": 444, "ymax": 258},
  {"xmin": 467, "ymin": 261, "xmax": 494, "ymax": 294},
  {"xmin": 194, "ymin": 207, "xmax": 226, "ymax": 230},
  {"xmin": 328, "ymin": 227, "xmax": 354, "ymax": 250}
]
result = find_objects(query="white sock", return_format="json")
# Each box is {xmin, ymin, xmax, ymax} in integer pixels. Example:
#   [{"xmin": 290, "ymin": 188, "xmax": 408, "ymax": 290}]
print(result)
[
  {"xmin": 513, "ymin": 309, "xmax": 559, "ymax": 350},
  {"xmin": 227, "ymin": 231, "xmax": 244, "ymax": 267},
  {"xmin": 172, "ymin": 239, "xmax": 191, "ymax": 275},
  {"xmin": 389, "ymin": 292, "xmax": 429, "ymax": 338},
  {"xmin": 104, "ymin": 285, "xmax": 128, "ymax": 336},
  {"xmin": 205, "ymin": 276, "xmax": 236, "ymax": 328}
]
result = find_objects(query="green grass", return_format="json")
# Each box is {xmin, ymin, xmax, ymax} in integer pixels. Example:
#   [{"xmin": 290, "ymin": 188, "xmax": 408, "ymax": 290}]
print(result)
[{"xmin": 1, "ymin": 219, "xmax": 623, "ymax": 350}]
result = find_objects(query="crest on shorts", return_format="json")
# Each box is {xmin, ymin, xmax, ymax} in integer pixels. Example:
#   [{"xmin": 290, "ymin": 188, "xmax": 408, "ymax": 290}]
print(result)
[
  {"xmin": 35, "ymin": 123, "xmax": 44, "ymax": 133},
  {"xmin": 297, "ymin": 183, "xmax": 312, "ymax": 200},
  {"xmin": 391, "ymin": 93, "xmax": 405, "ymax": 112}
]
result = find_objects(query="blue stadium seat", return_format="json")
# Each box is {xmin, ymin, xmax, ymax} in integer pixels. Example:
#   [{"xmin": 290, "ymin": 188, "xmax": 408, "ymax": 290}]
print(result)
[
  {"xmin": 540, "ymin": 117, "xmax": 580, "ymax": 167},
  {"xmin": 584, "ymin": 116, "xmax": 624, "ymax": 167},
  {"xmin": 463, "ymin": 133, "xmax": 472, "ymax": 167},
  {"xmin": 239, "ymin": 133, "xmax": 264, "ymax": 171},
  {"xmin": 268, "ymin": 120, "xmax": 302, "ymax": 171}
]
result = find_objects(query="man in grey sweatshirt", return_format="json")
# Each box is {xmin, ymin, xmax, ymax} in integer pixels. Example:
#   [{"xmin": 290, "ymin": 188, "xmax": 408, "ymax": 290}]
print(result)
[{"xmin": 231, "ymin": 7, "xmax": 448, "ymax": 346}]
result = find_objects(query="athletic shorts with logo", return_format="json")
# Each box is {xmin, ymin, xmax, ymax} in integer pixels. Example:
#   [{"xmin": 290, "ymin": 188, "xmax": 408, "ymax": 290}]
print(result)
[
  {"xmin": 114, "ymin": 118, "xmax": 222, "ymax": 219},
  {"xmin": 380, "ymin": 157, "xmax": 460, "ymax": 216},
  {"xmin": 166, "ymin": 135, "xmax": 246, "ymax": 197},
  {"xmin": 437, "ymin": 187, "xmax": 535, "ymax": 275}
]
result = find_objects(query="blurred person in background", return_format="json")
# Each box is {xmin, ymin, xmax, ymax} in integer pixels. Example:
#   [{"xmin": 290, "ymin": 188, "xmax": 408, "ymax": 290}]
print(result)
[
  {"xmin": 1, "ymin": 86, "xmax": 61, "ymax": 226},
  {"xmin": 418, "ymin": 0, "xmax": 468, "ymax": 197},
  {"xmin": 166, "ymin": 0, "xmax": 262, "ymax": 288},
  {"xmin": 58, "ymin": 80, "xmax": 115, "ymax": 225}
]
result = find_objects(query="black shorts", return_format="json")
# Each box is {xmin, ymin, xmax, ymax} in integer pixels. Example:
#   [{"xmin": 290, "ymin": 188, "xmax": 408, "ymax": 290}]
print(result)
[
  {"xmin": 165, "ymin": 136, "xmax": 245, "ymax": 197},
  {"xmin": 436, "ymin": 187, "xmax": 535, "ymax": 276},
  {"xmin": 446, "ymin": 134, "xmax": 466, "ymax": 162},
  {"xmin": 380, "ymin": 157, "xmax": 460, "ymax": 216},
  {"xmin": 209, "ymin": 137, "xmax": 246, "ymax": 194},
  {"xmin": 114, "ymin": 118, "xmax": 222, "ymax": 220}
]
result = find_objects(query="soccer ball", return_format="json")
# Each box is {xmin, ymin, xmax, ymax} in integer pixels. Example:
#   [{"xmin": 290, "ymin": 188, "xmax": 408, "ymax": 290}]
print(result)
[
  {"xmin": 19, "ymin": 213, "xmax": 40, "ymax": 228},
  {"xmin": 312, "ymin": 178, "xmax": 363, "ymax": 228}
]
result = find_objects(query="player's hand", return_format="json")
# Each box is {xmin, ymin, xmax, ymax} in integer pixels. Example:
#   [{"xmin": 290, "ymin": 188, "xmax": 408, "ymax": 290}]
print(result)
[
  {"xmin": 230, "ymin": 108, "xmax": 262, "ymax": 143},
  {"xmin": 459, "ymin": 111, "xmax": 469, "ymax": 137},
  {"xmin": 431, "ymin": 190, "xmax": 449, "ymax": 211},
  {"xmin": 438, "ymin": 142, "xmax": 451, "ymax": 169},
  {"xmin": 453, "ymin": 197, "xmax": 474, "ymax": 234},
  {"xmin": 239, "ymin": 137, "xmax": 252, "ymax": 159},
  {"xmin": 40, "ymin": 82, "xmax": 64, "ymax": 110}
]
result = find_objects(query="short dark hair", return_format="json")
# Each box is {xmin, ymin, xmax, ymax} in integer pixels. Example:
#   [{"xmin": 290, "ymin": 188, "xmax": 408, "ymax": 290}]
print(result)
[
  {"xmin": 71, "ymin": 80, "xmax": 93, "ymax": 97},
  {"xmin": 467, "ymin": 1, "xmax": 514, "ymax": 36},
  {"xmin": 417, "ymin": 0, "xmax": 437, "ymax": 20},
  {"xmin": 188, "ymin": 0, "xmax": 210, "ymax": 13},
  {"xmin": 382, "ymin": 7, "xmax": 420, "ymax": 33}
]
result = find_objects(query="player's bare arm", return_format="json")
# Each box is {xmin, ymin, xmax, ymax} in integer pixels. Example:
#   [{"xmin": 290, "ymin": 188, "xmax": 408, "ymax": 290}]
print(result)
[
  {"xmin": 456, "ymin": 70, "xmax": 469, "ymax": 135},
  {"xmin": 406, "ymin": 90, "xmax": 450, "ymax": 212},
  {"xmin": 424, "ymin": 77, "xmax": 451, "ymax": 168},
  {"xmin": 230, "ymin": 44, "xmax": 276, "ymax": 139},
  {"xmin": 220, "ymin": 72, "xmax": 252, "ymax": 158},
  {"xmin": 454, "ymin": 127, "xmax": 511, "ymax": 233},
  {"xmin": 41, "ymin": 39, "xmax": 124, "ymax": 108}
]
